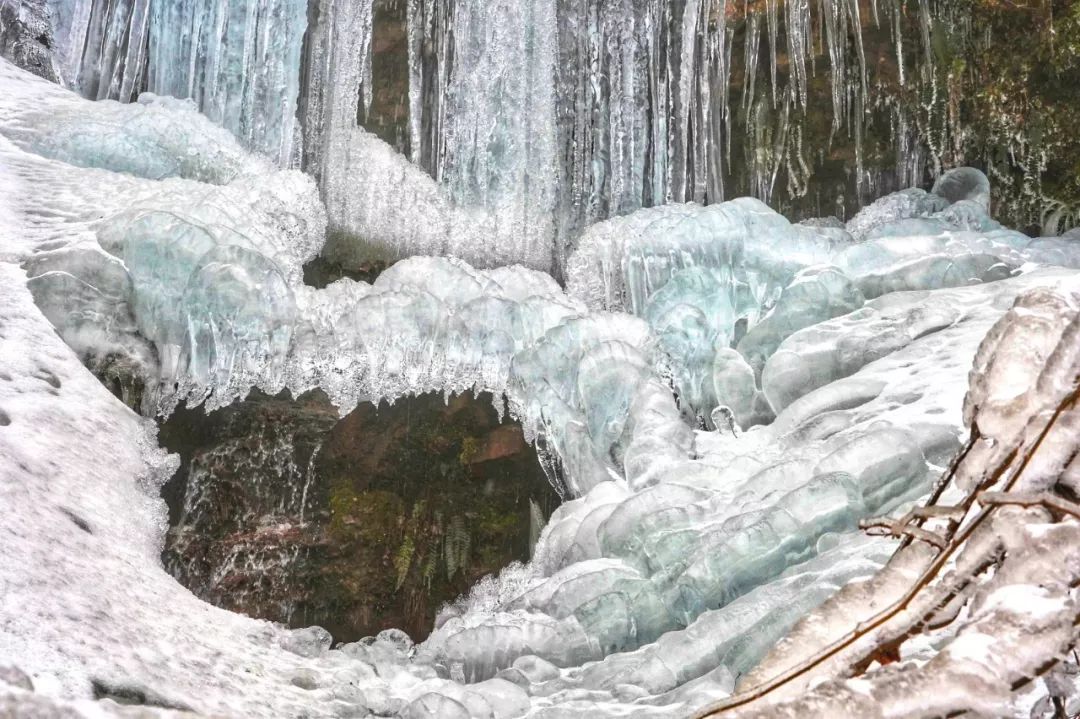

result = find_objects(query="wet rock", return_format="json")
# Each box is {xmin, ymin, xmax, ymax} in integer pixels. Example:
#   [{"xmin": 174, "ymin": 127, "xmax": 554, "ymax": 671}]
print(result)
[
  {"xmin": 0, "ymin": 0, "xmax": 57, "ymax": 82},
  {"xmin": 159, "ymin": 389, "xmax": 559, "ymax": 644}
]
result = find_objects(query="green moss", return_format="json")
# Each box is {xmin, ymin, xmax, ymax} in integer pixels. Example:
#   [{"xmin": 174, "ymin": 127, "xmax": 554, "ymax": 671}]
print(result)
[
  {"xmin": 475, "ymin": 504, "xmax": 519, "ymax": 537},
  {"xmin": 458, "ymin": 436, "xmax": 479, "ymax": 466},
  {"xmin": 328, "ymin": 486, "xmax": 403, "ymax": 544}
]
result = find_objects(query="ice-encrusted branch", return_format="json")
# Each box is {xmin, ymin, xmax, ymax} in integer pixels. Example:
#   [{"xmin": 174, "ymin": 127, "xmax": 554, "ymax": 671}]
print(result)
[
  {"xmin": 859, "ymin": 504, "xmax": 966, "ymax": 548},
  {"xmin": 978, "ymin": 491, "xmax": 1080, "ymax": 521},
  {"xmin": 858, "ymin": 517, "xmax": 947, "ymax": 549}
]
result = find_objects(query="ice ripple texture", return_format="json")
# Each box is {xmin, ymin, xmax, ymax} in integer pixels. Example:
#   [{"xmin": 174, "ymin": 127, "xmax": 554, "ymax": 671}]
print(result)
[{"xmin": 2, "ymin": 58, "xmax": 1080, "ymax": 717}]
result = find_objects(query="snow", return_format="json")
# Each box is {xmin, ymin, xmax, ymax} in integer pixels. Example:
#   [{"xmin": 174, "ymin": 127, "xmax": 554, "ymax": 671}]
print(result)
[{"xmin": 2, "ymin": 50, "xmax": 1080, "ymax": 718}]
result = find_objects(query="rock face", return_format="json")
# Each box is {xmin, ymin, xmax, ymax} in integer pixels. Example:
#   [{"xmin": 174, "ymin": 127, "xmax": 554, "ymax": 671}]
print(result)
[
  {"xmin": 0, "ymin": 0, "xmax": 56, "ymax": 81},
  {"xmin": 160, "ymin": 390, "xmax": 557, "ymax": 643}
]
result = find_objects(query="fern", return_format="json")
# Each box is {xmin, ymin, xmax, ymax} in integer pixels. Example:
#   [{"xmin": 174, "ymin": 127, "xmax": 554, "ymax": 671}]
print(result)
[
  {"xmin": 394, "ymin": 536, "xmax": 415, "ymax": 590},
  {"xmin": 444, "ymin": 514, "xmax": 470, "ymax": 581},
  {"xmin": 421, "ymin": 548, "xmax": 438, "ymax": 590},
  {"xmin": 394, "ymin": 500, "xmax": 428, "ymax": 590}
]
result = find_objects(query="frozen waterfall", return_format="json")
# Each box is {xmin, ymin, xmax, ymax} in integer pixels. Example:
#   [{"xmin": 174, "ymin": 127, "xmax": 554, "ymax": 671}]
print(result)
[
  {"xmin": 39, "ymin": 0, "xmax": 1024, "ymax": 272},
  {"xmin": 2, "ymin": 50, "xmax": 1080, "ymax": 716},
  {"xmin": 1, "ymin": 0, "xmax": 1079, "ymax": 715}
]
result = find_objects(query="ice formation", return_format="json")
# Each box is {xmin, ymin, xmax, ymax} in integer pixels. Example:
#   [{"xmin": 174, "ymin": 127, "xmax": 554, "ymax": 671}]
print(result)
[
  {"xmin": 47, "ymin": 0, "xmax": 306, "ymax": 163},
  {"xmin": 39, "ymin": 0, "xmax": 1050, "ymax": 274},
  {"xmin": 2, "ymin": 38, "xmax": 1080, "ymax": 719}
]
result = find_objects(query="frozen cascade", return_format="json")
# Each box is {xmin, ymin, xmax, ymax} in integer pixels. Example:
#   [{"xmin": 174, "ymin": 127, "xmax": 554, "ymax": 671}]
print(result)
[
  {"xmin": 47, "ymin": 0, "xmax": 307, "ymax": 164},
  {"xmin": 433, "ymin": 0, "xmax": 559, "ymax": 267},
  {"xmin": 315, "ymin": 0, "xmax": 561, "ymax": 271},
  {"xmin": 41, "ymin": 0, "xmax": 1030, "ymax": 273},
  {"xmin": 145, "ymin": 0, "xmax": 308, "ymax": 165},
  {"xmin": 46, "ymin": 0, "xmax": 149, "ymax": 101},
  {"xmin": 2, "ymin": 56, "xmax": 1080, "ymax": 718},
  {"xmin": 298, "ymin": 0, "xmax": 374, "ymax": 186}
]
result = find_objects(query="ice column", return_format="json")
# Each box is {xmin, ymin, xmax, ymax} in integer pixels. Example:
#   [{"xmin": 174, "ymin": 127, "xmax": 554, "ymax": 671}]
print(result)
[
  {"xmin": 47, "ymin": 0, "xmax": 150, "ymax": 101},
  {"xmin": 298, "ymin": 0, "xmax": 375, "ymax": 185},
  {"xmin": 146, "ymin": 0, "xmax": 308, "ymax": 166},
  {"xmin": 440, "ymin": 0, "xmax": 560, "ymax": 270}
]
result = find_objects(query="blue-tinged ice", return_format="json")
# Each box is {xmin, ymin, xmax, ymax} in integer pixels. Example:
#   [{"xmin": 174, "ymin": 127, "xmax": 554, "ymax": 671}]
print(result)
[{"xmin": 4, "ymin": 57, "xmax": 1080, "ymax": 718}]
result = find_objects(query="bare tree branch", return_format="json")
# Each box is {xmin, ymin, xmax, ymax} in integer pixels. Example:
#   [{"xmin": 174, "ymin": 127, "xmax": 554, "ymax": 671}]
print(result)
[{"xmin": 859, "ymin": 517, "xmax": 947, "ymax": 548}]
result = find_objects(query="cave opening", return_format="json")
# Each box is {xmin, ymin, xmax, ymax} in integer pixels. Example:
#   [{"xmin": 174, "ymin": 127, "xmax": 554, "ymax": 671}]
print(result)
[{"xmin": 157, "ymin": 388, "xmax": 560, "ymax": 644}]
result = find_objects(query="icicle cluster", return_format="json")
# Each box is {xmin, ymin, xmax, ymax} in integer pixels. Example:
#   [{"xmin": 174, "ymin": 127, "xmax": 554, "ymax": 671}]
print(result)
[
  {"xmin": 47, "ymin": 0, "xmax": 307, "ymax": 164},
  {"xmin": 42, "ymin": 0, "xmax": 998, "ymax": 271}
]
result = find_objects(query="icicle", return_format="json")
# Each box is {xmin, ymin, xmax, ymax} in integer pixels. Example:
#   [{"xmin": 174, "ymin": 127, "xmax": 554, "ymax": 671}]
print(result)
[
  {"xmin": 846, "ymin": 0, "xmax": 868, "ymax": 105},
  {"xmin": 917, "ymin": 0, "xmax": 933, "ymax": 80},
  {"xmin": 50, "ymin": 0, "xmax": 151, "ymax": 103},
  {"xmin": 784, "ymin": 0, "xmax": 810, "ymax": 109},
  {"xmin": 298, "ymin": 0, "xmax": 373, "ymax": 184},
  {"xmin": 46, "ymin": 0, "xmax": 94, "ymax": 88},
  {"xmin": 765, "ymin": 0, "xmax": 778, "ymax": 107},
  {"xmin": 714, "ymin": 3, "xmax": 734, "ymax": 203},
  {"xmin": 854, "ymin": 85, "xmax": 864, "ymax": 204},
  {"xmin": 822, "ymin": 0, "xmax": 844, "ymax": 130},
  {"xmin": 741, "ymin": 9, "xmax": 760, "ymax": 117},
  {"xmin": 147, "ymin": 0, "xmax": 308, "ymax": 165},
  {"xmin": 893, "ymin": 0, "xmax": 905, "ymax": 87},
  {"xmin": 406, "ymin": 0, "xmax": 424, "ymax": 165}
]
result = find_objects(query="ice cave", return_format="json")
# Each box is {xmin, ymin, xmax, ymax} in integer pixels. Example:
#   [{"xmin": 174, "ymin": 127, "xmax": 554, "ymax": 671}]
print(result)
[{"xmin": 1, "ymin": 0, "xmax": 1079, "ymax": 716}]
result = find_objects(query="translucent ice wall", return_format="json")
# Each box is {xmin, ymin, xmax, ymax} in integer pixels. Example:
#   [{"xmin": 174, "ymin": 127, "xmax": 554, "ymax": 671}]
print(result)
[
  {"xmin": 434, "ymin": 0, "xmax": 559, "ymax": 269},
  {"xmin": 297, "ymin": 0, "xmax": 374, "ymax": 185},
  {"xmin": 145, "ymin": 0, "xmax": 308, "ymax": 165},
  {"xmin": 47, "ymin": 0, "xmax": 307, "ymax": 164},
  {"xmin": 41, "ymin": 0, "xmax": 1009, "ymax": 271},
  {"xmin": 47, "ymin": 0, "xmax": 149, "ymax": 101}
]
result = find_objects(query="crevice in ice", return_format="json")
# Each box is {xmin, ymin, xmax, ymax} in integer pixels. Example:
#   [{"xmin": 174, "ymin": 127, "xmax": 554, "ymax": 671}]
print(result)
[
  {"xmin": 58, "ymin": 506, "xmax": 92, "ymax": 533},
  {"xmin": 90, "ymin": 679, "xmax": 192, "ymax": 711}
]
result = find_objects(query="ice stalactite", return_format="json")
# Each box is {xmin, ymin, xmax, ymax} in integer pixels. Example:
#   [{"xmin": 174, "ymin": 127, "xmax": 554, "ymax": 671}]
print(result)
[
  {"xmin": 548, "ymin": 0, "xmax": 733, "ymax": 258},
  {"xmin": 436, "ymin": 0, "xmax": 559, "ymax": 268},
  {"xmin": 306, "ymin": 0, "xmax": 559, "ymax": 271},
  {"xmin": 392, "ymin": 0, "xmax": 560, "ymax": 269},
  {"xmin": 47, "ymin": 0, "xmax": 150, "ymax": 101},
  {"xmin": 297, "ymin": 0, "xmax": 374, "ymax": 185},
  {"xmin": 46, "ymin": 0, "xmax": 308, "ymax": 165},
  {"xmin": 145, "ymin": 0, "xmax": 308, "ymax": 165}
]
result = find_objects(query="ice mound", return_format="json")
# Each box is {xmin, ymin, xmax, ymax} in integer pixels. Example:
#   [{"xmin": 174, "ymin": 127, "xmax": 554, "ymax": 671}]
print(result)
[
  {"xmin": 565, "ymin": 168, "xmax": 1080, "ymax": 424},
  {"xmin": 0, "ymin": 61, "xmax": 325, "ymax": 413},
  {"xmin": 322, "ymin": 127, "xmax": 557, "ymax": 273},
  {"xmin": 0, "ymin": 60, "xmax": 267, "ymax": 182},
  {"xmin": 417, "ymin": 272, "xmax": 1080, "ymax": 688},
  {"xmin": 3, "ymin": 56, "xmax": 1080, "ymax": 717}
]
